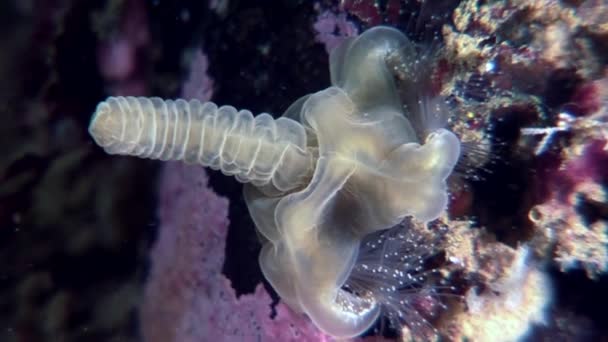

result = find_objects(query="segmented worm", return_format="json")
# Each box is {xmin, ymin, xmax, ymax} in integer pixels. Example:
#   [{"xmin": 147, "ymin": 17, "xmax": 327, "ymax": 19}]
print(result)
[{"xmin": 89, "ymin": 96, "xmax": 314, "ymax": 192}]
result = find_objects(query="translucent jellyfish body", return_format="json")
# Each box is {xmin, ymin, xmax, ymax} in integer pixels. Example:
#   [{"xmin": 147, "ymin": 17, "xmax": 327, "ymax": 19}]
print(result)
[
  {"xmin": 88, "ymin": 26, "xmax": 461, "ymax": 338},
  {"xmin": 245, "ymin": 27, "xmax": 460, "ymax": 337}
]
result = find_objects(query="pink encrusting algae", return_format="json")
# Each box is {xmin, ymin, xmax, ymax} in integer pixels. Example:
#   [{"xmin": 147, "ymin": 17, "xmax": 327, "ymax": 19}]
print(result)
[
  {"xmin": 139, "ymin": 163, "xmax": 332, "ymax": 342},
  {"xmin": 181, "ymin": 50, "xmax": 215, "ymax": 103},
  {"xmin": 97, "ymin": 0, "xmax": 150, "ymax": 96},
  {"xmin": 312, "ymin": 9, "xmax": 359, "ymax": 53}
]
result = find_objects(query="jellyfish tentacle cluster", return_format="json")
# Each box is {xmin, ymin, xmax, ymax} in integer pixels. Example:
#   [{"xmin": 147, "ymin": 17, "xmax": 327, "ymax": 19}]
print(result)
[{"xmin": 88, "ymin": 26, "xmax": 461, "ymax": 338}]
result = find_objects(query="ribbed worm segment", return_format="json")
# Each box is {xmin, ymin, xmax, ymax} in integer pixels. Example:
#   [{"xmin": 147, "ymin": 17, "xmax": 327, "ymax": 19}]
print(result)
[{"xmin": 89, "ymin": 96, "xmax": 314, "ymax": 191}]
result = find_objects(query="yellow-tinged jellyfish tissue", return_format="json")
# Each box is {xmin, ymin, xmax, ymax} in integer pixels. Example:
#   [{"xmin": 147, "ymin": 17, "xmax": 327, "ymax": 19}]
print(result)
[
  {"xmin": 87, "ymin": 26, "xmax": 461, "ymax": 338},
  {"xmin": 245, "ymin": 27, "xmax": 460, "ymax": 338}
]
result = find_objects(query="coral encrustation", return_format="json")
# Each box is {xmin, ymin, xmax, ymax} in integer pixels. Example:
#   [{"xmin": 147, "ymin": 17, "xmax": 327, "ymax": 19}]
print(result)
[{"xmin": 139, "ymin": 162, "xmax": 331, "ymax": 342}]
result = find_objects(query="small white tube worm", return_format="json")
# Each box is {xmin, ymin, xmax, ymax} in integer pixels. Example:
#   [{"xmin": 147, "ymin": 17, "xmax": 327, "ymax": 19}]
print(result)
[{"xmin": 88, "ymin": 96, "xmax": 315, "ymax": 193}]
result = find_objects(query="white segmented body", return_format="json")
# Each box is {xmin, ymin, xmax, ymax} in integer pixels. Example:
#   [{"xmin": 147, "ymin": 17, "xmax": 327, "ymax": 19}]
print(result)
[{"xmin": 89, "ymin": 96, "xmax": 314, "ymax": 192}]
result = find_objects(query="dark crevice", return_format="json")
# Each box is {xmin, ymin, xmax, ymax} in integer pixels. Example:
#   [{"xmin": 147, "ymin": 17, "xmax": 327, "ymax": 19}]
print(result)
[{"xmin": 470, "ymin": 105, "xmax": 540, "ymax": 245}]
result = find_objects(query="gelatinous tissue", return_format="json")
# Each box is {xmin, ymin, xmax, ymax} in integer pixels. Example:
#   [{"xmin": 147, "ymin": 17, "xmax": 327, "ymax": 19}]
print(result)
[{"xmin": 88, "ymin": 26, "xmax": 461, "ymax": 338}]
